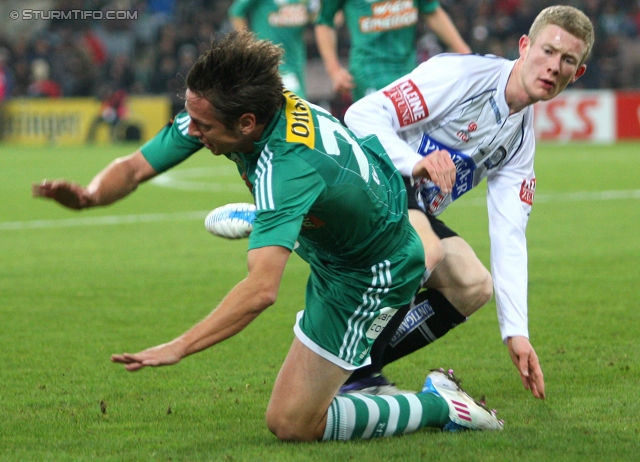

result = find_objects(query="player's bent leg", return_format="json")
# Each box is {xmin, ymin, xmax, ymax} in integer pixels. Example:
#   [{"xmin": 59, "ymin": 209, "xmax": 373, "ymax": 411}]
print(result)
[
  {"xmin": 267, "ymin": 339, "xmax": 456, "ymax": 441},
  {"xmin": 372, "ymin": 237, "xmax": 491, "ymax": 369},
  {"xmin": 426, "ymin": 236, "xmax": 493, "ymax": 317},
  {"xmin": 341, "ymin": 235, "xmax": 493, "ymax": 390},
  {"xmin": 266, "ymin": 337, "xmax": 350, "ymax": 441}
]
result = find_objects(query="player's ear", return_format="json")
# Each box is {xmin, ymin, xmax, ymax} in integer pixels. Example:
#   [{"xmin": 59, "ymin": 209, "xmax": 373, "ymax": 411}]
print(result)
[
  {"xmin": 238, "ymin": 113, "xmax": 257, "ymax": 134},
  {"xmin": 518, "ymin": 35, "xmax": 530, "ymax": 58},
  {"xmin": 571, "ymin": 64, "xmax": 587, "ymax": 83}
]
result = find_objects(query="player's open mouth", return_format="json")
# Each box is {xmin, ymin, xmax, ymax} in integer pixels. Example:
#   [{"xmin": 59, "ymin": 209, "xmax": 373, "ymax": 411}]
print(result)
[{"xmin": 540, "ymin": 78, "xmax": 555, "ymax": 90}]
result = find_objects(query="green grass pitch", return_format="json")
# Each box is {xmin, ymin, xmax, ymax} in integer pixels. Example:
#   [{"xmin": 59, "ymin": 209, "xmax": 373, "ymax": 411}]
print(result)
[{"xmin": 0, "ymin": 142, "xmax": 638, "ymax": 461}]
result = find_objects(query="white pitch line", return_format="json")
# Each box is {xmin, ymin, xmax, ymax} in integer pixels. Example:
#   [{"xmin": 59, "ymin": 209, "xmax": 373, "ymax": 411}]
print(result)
[
  {"xmin": 2, "ymin": 190, "xmax": 639, "ymax": 232},
  {"xmin": 0, "ymin": 211, "xmax": 209, "ymax": 231}
]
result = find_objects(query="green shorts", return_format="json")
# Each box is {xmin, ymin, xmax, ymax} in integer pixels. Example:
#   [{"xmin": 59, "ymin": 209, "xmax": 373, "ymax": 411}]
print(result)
[{"xmin": 294, "ymin": 224, "xmax": 425, "ymax": 370}]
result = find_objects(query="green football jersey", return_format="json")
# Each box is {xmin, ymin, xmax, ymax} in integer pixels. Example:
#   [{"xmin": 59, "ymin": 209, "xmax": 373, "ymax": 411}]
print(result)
[
  {"xmin": 316, "ymin": 0, "xmax": 439, "ymax": 100},
  {"xmin": 228, "ymin": 0, "xmax": 310, "ymax": 98},
  {"xmin": 234, "ymin": 90, "xmax": 410, "ymax": 267},
  {"xmin": 139, "ymin": 92, "xmax": 425, "ymax": 366},
  {"xmin": 140, "ymin": 91, "xmax": 411, "ymax": 267}
]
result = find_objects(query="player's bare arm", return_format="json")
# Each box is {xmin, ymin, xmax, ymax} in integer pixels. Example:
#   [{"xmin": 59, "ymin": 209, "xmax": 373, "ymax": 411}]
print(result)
[
  {"xmin": 32, "ymin": 150, "xmax": 157, "ymax": 209},
  {"xmin": 423, "ymin": 7, "xmax": 471, "ymax": 54},
  {"xmin": 111, "ymin": 245, "xmax": 292, "ymax": 371},
  {"xmin": 411, "ymin": 149, "xmax": 457, "ymax": 194},
  {"xmin": 507, "ymin": 336, "xmax": 545, "ymax": 399},
  {"xmin": 315, "ymin": 24, "xmax": 354, "ymax": 94}
]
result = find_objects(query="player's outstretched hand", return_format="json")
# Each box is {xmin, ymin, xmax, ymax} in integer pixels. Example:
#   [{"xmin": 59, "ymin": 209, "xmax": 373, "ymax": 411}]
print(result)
[
  {"xmin": 111, "ymin": 341, "xmax": 186, "ymax": 372},
  {"xmin": 32, "ymin": 180, "xmax": 95, "ymax": 210},
  {"xmin": 412, "ymin": 149, "xmax": 457, "ymax": 194},
  {"xmin": 507, "ymin": 336, "xmax": 545, "ymax": 399}
]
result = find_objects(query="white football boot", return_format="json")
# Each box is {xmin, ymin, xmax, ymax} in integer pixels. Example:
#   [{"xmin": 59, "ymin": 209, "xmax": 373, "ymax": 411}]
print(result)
[{"xmin": 422, "ymin": 368, "xmax": 504, "ymax": 431}]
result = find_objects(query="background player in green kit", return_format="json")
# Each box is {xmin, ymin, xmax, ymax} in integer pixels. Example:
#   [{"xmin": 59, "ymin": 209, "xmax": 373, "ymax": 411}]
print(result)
[
  {"xmin": 315, "ymin": 0, "xmax": 471, "ymax": 101},
  {"xmin": 33, "ymin": 31, "xmax": 502, "ymax": 440},
  {"xmin": 228, "ymin": 0, "xmax": 315, "ymax": 99}
]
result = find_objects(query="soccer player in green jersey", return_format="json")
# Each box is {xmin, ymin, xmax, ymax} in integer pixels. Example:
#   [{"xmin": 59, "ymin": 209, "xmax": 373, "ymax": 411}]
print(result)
[
  {"xmin": 229, "ymin": 0, "xmax": 315, "ymax": 99},
  {"xmin": 33, "ymin": 31, "xmax": 502, "ymax": 440},
  {"xmin": 315, "ymin": 0, "xmax": 470, "ymax": 101}
]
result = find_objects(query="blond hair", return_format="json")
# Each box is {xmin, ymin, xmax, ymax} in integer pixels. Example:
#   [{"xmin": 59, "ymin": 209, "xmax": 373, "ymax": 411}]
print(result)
[{"xmin": 529, "ymin": 5, "xmax": 595, "ymax": 64}]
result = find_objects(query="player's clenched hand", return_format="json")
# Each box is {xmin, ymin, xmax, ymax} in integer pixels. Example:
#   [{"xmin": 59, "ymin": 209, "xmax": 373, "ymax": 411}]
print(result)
[
  {"xmin": 111, "ymin": 341, "xmax": 186, "ymax": 372},
  {"xmin": 507, "ymin": 336, "xmax": 545, "ymax": 399},
  {"xmin": 328, "ymin": 66, "xmax": 354, "ymax": 95},
  {"xmin": 32, "ymin": 180, "xmax": 95, "ymax": 210},
  {"xmin": 412, "ymin": 150, "xmax": 457, "ymax": 194}
]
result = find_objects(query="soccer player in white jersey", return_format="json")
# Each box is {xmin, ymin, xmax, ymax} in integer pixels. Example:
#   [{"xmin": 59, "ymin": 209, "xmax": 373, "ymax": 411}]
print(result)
[{"xmin": 342, "ymin": 5, "xmax": 595, "ymax": 399}]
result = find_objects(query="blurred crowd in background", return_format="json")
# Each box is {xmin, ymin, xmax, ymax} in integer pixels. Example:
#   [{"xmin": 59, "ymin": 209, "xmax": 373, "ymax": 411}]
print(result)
[{"xmin": 1, "ymin": 0, "xmax": 639, "ymax": 110}]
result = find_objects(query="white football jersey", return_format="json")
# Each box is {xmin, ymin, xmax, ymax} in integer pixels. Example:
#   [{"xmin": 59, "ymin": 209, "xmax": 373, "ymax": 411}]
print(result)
[{"xmin": 345, "ymin": 54, "xmax": 537, "ymax": 341}]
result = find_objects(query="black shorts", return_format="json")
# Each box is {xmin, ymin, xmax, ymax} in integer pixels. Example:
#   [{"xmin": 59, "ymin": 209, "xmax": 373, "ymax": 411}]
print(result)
[{"xmin": 403, "ymin": 176, "xmax": 459, "ymax": 240}]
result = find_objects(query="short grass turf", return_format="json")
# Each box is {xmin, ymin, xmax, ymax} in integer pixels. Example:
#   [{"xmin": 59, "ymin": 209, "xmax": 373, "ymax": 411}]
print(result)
[{"xmin": 0, "ymin": 142, "xmax": 638, "ymax": 461}]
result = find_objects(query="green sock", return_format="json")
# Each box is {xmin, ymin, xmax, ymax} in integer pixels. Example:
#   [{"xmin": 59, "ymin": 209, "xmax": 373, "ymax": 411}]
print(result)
[{"xmin": 323, "ymin": 392, "xmax": 449, "ymax": 441}]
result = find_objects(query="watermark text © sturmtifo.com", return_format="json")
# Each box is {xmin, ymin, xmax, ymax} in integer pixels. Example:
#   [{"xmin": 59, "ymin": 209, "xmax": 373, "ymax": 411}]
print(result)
[{"xmin": 10, "ymin": 10, "xmax": 138, "ymax": 20}]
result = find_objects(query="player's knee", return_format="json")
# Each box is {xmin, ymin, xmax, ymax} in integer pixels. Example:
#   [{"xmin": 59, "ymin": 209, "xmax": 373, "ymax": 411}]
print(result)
[
  {"xmin": 456, "ymin": 269, "xmax": 492, "ymax": 316},
  {"xmin": 265, "ymin": 411, "xmax": 320, "ymax": 442},
  {"xmin": 473, "ymin": 270, "xmax": 493, "ymax": 309}
]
